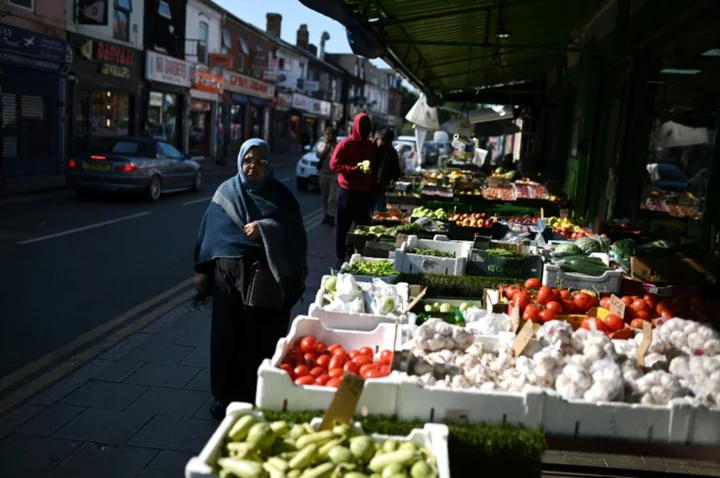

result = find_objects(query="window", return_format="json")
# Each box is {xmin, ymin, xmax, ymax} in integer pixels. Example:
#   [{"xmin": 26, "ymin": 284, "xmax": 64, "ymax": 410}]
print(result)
[
  {"xmin": 237, "ymin": 55, "xmax": 244, "ymax": 71},
  {"xmin": 223, "ymin": 30, "xmax": 232, "ymax": 49},
  {"xmin": 9, "ymin": 0, "xmax": 33, "ymax": 9},
  {"xmin": 278, "ymin": 58, "xmax": 285, "ymax": 70},
  {"xmin": 147, "ymin": 91, "xmax": 179, "ymax": 146},
  {"xmin": 2, "ymin": 93, "xmax": 50, "ymax": 158},
  {"xmin": 198, "ymin": 21, "xmax": 209, "ymax": 63},
  {"xmin": 159, "ymin": 142, "xmax": 183, "ymax": 159},
  {"xmin": 91, "ymin": 90, "xmax": 130, "ymax": 136},
  {"xmin": 239, "ymin": 36, "xmax": 249, "ymax": 55},
  {"xmin": 353, "ymin": 64, "xmax": 358, "ymax": 76},
  {"xmin": 230, "ymin": 104, "xmax": 244, "ymax": 142},
  {"xmin": 113, "ymin": 0, "xmax": 132, "ymax": 42},
  {"xmin": 157, "ymin": 0, "xmax": 171, "ymax": 19},
  {"xmin": 299, "ymin": 62, "xmax": 305, "ymax": 79}
]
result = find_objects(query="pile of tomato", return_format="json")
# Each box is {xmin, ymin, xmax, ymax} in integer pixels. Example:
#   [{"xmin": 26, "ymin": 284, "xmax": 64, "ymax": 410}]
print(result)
[
  {"xmin": 503, "ymin": 278, "xmax": 599, "ymax": 325},
  {"xmin": 278, "ymin": 336, "xmax": 393, "ymax": 388}
]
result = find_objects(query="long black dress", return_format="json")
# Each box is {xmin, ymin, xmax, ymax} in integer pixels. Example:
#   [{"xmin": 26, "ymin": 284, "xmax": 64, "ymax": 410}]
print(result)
[{"xmin": 209, "ymin": 257, "xmax": 293, "ymax": 406}]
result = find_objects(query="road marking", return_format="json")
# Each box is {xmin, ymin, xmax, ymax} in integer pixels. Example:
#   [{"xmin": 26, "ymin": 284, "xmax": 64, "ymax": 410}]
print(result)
[
  {"xmin": 303, "ymin": 208, "xmax": 323, "ymax": 225},
  {"xmin": 280, "ymin": 177, "xmax": 291, "ymax": 183},
  {"xmin": 0, "ymin": 276, "xmax": 194, "ymax": 394},
  {"xmin": 17, "ymin": 211, "xmax": 152, "ymax": 245},
  {"xmin": 182, "ymin": 196, "xmax": 212, "ymax": 206},
  {"xmin": 0, "ymin": 288, "xmax": 196, "ymax": 416}
]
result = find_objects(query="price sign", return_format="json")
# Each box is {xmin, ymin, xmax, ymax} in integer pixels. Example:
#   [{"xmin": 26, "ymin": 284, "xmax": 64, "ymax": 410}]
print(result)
[
  {"xmin": 510, "ymin": 304, "xmax": 521, "ymax": 333},
  {"xmin": 395, "ymin": 233, "xmax": 408, "ymax": 248},
  {"xmin": 513, "ymin": 320, "xmax": 534, "ymax": 357},
  {"xmin": 404, "ymin": 287, "xmax": 427, "ymax": 314},
  {"xmin": 319, "ymin": 373, "xmax": 365, "ymax": 430},
  {"xmin": 609, "ymin": 295, "xmax": 626, "ymax": 318},
  {"xmin": 636, "ymin": 321, "xmax": 653, "ymax": 367}
]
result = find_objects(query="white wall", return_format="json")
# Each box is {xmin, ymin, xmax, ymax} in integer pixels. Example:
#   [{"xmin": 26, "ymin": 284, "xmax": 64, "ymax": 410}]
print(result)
[
  {"xmin": 276, "ymin": 48, "xmax": 307, "ymax": 91},
  {"xmin": 66, "ymin": 0, "xmax": 144, "ymax": 48},
  {"xmin": 185, "ymin": 0, "xmax": 222, "ymax": 65}
]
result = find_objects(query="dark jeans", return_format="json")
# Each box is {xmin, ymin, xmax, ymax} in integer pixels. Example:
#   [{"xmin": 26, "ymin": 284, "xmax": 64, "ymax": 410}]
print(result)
[
  {"xmin": 374, "ymin": 190, "xmax": 387, "ymax": 213},
  {"xmin": 336, "ymin": 187, "xmax": 372, "ymax": 261}
]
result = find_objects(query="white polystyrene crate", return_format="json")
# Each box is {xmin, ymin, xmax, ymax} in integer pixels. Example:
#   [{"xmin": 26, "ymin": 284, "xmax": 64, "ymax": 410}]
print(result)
[
  {"xmin": 394, "ymin": 235, "xmax": 472, "ymax": 275},
  {"xmin": 256, "ymin": 316, "xmax": 401, "ymax": 414},
  {"xmin": 340, "ymin": 254, "xmax": 399, "ymax": 284},
  {"xmin": 185, "ymin": 402, "xmax": 451, "ymax": 478},
  {"xmin": 542, "ymin": 263, "xmax": 623, "ymax": 293},
  {"xmin": 308, "ymin": 275, "xmax": 410, "ymax": 332}
]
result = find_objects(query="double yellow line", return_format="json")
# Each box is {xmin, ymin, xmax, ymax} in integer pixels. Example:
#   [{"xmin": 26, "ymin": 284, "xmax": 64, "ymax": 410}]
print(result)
[{"xmin": 0, "ymin": 277, "xmax": 196, "ymax": 416}]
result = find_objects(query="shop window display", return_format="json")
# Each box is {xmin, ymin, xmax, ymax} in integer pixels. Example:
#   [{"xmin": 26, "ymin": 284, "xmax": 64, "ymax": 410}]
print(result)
[
  {"xmin": 189, "ymin": 100, "xmax": 211, "ymax": 157},
  {"xmin": 147, "ymin": 91, "xmax": 179, "ymax": 147},
  {"xmin": 229, "ymin": 104, "xmax": 244, "ymax": 143},
  {"xmin": 90, "ymin": 91, "xmax": 129, "ymax": 136}
]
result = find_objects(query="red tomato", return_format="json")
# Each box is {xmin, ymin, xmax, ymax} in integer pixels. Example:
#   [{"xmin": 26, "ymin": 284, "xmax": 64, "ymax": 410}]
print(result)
[
  {"xmin": 300, "ymin": 336, "xmax": 317, "ymax": 353},
  {"xmin": 328, "ymin": 368, "xmax": 344, "ymax": 378},
  {"xmin": 315, "ymin": 342, "xmax": 327, "ymax": 354},
  {"xmin": 504, "ymin": 286, "xmax": 519, "ymax": 300},
  {"xmin": 660, "ymin": 309, "xmax": 675, "ymax": 319},
  {"xmin": 293, "ymin": 365, "xmax": 309, "ymax": 377},
  {"xmin": 358, "ymin": 346, "xmax": 374, "ymax": 358},
  {"xmin": 537, "ymin": 286, "xmax": 554, "ymax": 305},
  {"xmin": 512, "ymin": 291, "xmax": 530, "ymax": 312},
  {"xmin": 630, "ymin": 318, "xmax": 646, "ymax": 329},
  {"xmin": 603, "ymin": 314, "xmax": 624, "ymax": 332},
  {"xmin": 347, "ymin": 349, "xmax": 360, "ymax": 359},
  {"xmin": 303, "ymin": 353, "xmax": 317, "ymax": 367},
  {"xmin": 580, "ymin": 317, "xmax": 609, "ymax": 333},
  {"xmin": 522, "ymin": 305, "xmax": 538, "ymax": 322},
  {"xmin": 316, "ymin": 355, "xmax": 331, "ymax": 369},
  {"xmin": 545, "ymin": 301, "xmax": 563, "ymax": 315},
  {"xmin": 327, "ymin": 343, "xmax": 343, "ymax": 352},
  {"xmin": 328, "ymin": 355, "xmax": 346, "ymax": 370},
  {"xmin": 352, "ymin": 354, "xmax": 372, "ymax": 367},
  {"xmin": 634, "ymin": 309, "xmax": 650, "ymax": 320},
  {"xmin": 573, "ymin": 292, "xmax": 594, "ymax": 313},
  {"xmin": 560, "ymin": 289, "xmax": 571, "ymax": 300},
  {"xmin": 643, "ymin": 294, "xmax": 658, "ymax": 310},
  {"xmin": 379, "ymin": 350, "xmax": 393, "ymax": 364},
  {"xmin": 552, "ymin": 288, "xmax": 563, "ymax": 302},
  {"xmin": 631, "ymin": 299, "xmax": 648, "ymax": 312},
  {"xmin": 295, "ymin": 375, "xmax": 316, "ymax": 386},
  {"xmin": 332, "ymin": 348, "xmax": 347, "ymax": 358},
  {"xmin": 315, "ymin": 374, "xmax": 330, "ymax": 386},
  {"xmin": 359, "ymin": 363, "xmax": 378, "ymax": 376},
  {"xmin": 343, "ymin": 361, "xmax": 359, "ymax": 373},
  {"xmin": 562, "ymin": 299, "xmax": 578, "ymax": 315},
  {"xmin": 538, "ymin": 309, "xmax": 557, "ymax": 324},
  {"xmin": 279, "ymin": 363, "xmax": 294, "ymax": 378},
  {"xmin": 524, "ymin": 278, "xmax": 542, "ymax": 290},
  {"xmin": 363, "ymin": 368, "xmax": 386, "ymax": 379},
  {"xmin": 377, "ymin": 365, "xmax": 391, "ymax": 377},
  {"xmin": 656, "ymin": 300, "xmax": 673, "ymax": 314},
  {"xmin": 326, "ymin": 378, "xmax": 342, "ymax": 388},
  {"xmin": 309, "ymin": 366, "xmax": 325, "ymax": 377},
  {"xmin": 599, "ymin": 297, "xmax": 612, "ymax": 310},
  {"xmin": 620, "ymin": 296, "xmax": 634, "ymax": 306}
]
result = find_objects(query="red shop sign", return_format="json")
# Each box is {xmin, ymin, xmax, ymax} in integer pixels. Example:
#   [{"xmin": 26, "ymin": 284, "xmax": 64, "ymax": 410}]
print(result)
[
  {"xmin": 96, "ymin": 41, "xmax": 134, "ymax": 66},
  {"xmin": 225, "ymin": 72, "xmax": 273, "ymax": 98}
]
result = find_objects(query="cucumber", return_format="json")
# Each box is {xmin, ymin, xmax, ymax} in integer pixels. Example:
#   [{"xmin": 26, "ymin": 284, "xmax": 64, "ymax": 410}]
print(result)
[{"xmin": 556, "ymin": 257, "xmax": 610, "ymax": 277}]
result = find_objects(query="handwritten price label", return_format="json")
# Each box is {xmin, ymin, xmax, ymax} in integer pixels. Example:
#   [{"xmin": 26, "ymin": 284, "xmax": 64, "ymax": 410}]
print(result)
[{"xmin": 319, "ymin": 373, "xmax": 365, "ymax": 430}]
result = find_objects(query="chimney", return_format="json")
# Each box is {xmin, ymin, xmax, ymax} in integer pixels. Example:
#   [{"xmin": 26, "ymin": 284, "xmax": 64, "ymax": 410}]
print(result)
[
  {"xmin": 319, "ymin": 31, "xmax": 330, "ymax": 60},
  {"xmin": 266, "ymin": 13, "xmax": 282, "ymax": 37},
  {"xmin": 308, "ymin": 44, "xmax": 317, "ymax": 56},
  {"xmin": 297, "ymin": 24, "xmax": 309, "ymax": 49}
]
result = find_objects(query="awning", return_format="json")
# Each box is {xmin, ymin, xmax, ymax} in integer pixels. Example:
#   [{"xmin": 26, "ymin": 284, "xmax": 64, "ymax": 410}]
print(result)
[{"xmin": 651, "ymin": 121, "xmax": 709, "ymax": 148}]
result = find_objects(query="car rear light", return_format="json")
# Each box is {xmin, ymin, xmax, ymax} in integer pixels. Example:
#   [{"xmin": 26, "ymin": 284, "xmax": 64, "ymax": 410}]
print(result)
[
  {"xmin": 114, "ymin": 163, "xmax": 137, "ymax": 173},
  {"xmin": 90, "ymin": 155, "xmax": 107, "ymax": 160},
  {"xmin": 68, "ymin": 159, "xmax": 80, "ymax": 168}
]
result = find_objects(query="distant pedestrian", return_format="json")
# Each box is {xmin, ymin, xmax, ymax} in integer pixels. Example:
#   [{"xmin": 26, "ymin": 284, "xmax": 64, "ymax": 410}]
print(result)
[
  {"xmin": 316, "ymin": 127, "xmax": 339, "ymax": 226},
  {"xmin": 193, "ymin": 138, "xmax": 308, "ymax": 419},
  {"xmin": 374, "ymin": 128, "xmax": 401, "ymax": 212},
  {"xmin": 330, "ymin": 113, "xmax": 376, "ymax": 268}
]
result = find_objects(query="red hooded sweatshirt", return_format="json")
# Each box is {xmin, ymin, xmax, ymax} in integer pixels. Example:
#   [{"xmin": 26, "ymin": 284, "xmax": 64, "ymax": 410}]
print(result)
[{"xmin": 330, "ymin": 113, "xmax": 377, "ymax": 192}]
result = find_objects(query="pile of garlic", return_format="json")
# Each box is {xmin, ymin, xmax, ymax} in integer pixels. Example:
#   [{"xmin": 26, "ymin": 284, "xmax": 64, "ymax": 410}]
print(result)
[{"xmin": 406, "ymin": 317, "xmax": 720, "ymax": 408}]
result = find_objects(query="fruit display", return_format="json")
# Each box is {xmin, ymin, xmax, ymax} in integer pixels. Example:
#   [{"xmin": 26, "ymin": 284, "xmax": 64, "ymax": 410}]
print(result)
[
  {"xmin": 506, "ymin": 216, "xmax": 538, "ymax": 225},
  {"xmin": 411, "ymin": 207, "xmax": 448, "ymax": 221},
  {"xmin": 423, "ymin": 301, "xmax": 470, "ymax": 314},
  {"xmin": 448, "ymin": 212, "xmax": 497, "ymax": 229},
  {"xmin": 482, "ymin": 186, "xmax": 516, "ymax": 201},
  {"xmin": 455, "ymin": 188, "xmax": 483, "ymax": 196},
  {"xmin": 409, "ymin": 248, "xmax": 456, "ymax": 258},
  {"xmin": 490, "ymin": 167, "xmax": 517, "ymax": 181},
  {"xmin": 213, "ymin": 413, "xmax": 440, "ymax": 478},
  {"xmin": 278, "ymin": 336, "xmax": 393, "ymax": 386},
  {"xmin": 501, "ymin": 279, "xmax": 599, "ymax": 325},
  {"xmin": 372, "ymin": 208, "xmax": 405, "ymax": 222},
  {"xmin": 513, "ymin": 180, "xmax": 549, "ymax": 200},
  {"xmin": 344, "ymin": 259, "xmax": 395, "ymax": 277},
  {"xmin": 422, "ymin": 169, "xmax": 469, "ymax": 182},
  {"xmin": 545, "ymin": 216, "xmax": 595, "ymax": 239}
]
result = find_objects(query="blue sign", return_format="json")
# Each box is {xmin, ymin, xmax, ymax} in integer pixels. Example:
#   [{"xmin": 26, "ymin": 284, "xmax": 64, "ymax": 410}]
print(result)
[{"xmin": 0, "ymin": 24, "xmax": 72, "ymax": 66}]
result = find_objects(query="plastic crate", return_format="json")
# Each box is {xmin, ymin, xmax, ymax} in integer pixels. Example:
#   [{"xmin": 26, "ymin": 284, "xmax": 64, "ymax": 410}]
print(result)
[
  {"xmin": 185, "ymin": 402, "xmax": 451, "ymax": 478},
  {"xmin": 340, "ymin": 254, "xmax": 398, "ymax": 284},
  {"xmin": 542, "ymin": 263, "xmax": 623, "ymax": 293},
  {"xmin": 394, "ymin": 235, "xmax": 472, "ymax": 276},
  {"xmin": 255, "ymin": 317, "xmax": 402, "ymax": 414}
]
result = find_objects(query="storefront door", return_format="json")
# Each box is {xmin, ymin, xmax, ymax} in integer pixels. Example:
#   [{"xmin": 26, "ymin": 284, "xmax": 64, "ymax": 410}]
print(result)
[{"xmin": 189, "ymin": 100, "xmax": 211, "ymax": 157}]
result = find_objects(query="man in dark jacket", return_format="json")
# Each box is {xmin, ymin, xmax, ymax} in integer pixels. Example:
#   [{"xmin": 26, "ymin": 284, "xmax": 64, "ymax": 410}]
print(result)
[
  {"xmin": 316, "ymin": 126, "xmax": 338, "ymax": 225},
  {"xmin": 330, "ymin": 113, "xmax": 376, "ymax": 267},
  {"xmin": 374, "ymin": 128, "xmax": 401, "ymax": 212}
]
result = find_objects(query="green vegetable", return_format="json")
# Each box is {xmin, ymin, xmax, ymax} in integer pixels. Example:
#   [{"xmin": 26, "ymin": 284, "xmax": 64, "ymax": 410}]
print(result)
[
  {"xmin": 409, "ymin": 248, "xmax": 456, "ymax": 258},
  {"xmin": 229, "ymin": 415, "xmax": 257, "ymax": 441},
  {"xmin": 349, "ymin": 436, "xmax": 374, "ymax": 462},
  {"xmin": 295, "ymin": 430, "xmax": 334, "ymax": 450},
  {"xmin": 554, "ymin": 243, "xmax": 584, "ymax": 255},
  {"xmin": 267, "ymin": 457, "xmax": 289, "ymax": 472},
  {"xmin": 612, "ymin": 238, "xmax": 637, "ymax": 259},
  {"xmin": 381, "ymin": 463, "xmax": 405, "ymax": 476},
  {"xmin": 382, "ymin": 440, "xmax": 399, "ymax": 453},
  {"xmin": 368, "ymin": 450, "xmax": 415, "ymax": 472},
  {"xmin": 247, "ymin": 422, "xmax": 275, "ymax": 451},
  {"xmin": 289, "ymin": 444, "xmax": 318, "ymax": 470},
  {"xmin": 485, "ymin": 247, "xmax": 524, "ymax": 259},
  {"xmin": 218, "ymin": 458, "xmax": 266, "ymax": 478},
  {"xmin": 576, "ymin": 236, "xmax": 602, "ymax": 254},
  {"xmin": 555, "ymin": 256, "xmax": 611, "ymax": 276},
  {"xmin": 300, "ymin": 462, "xmax": 334, "ymax": 478},
  {"xmin": 328, "ymin": 446, "xmax": 353, "ymax": 464},
  {"xmin": 345, "ymin": 259, "xmax": 396, "ymax": 277},
  {"xmin": 318, "ymin": 438, "xmax": 344, "ymax": 460}
]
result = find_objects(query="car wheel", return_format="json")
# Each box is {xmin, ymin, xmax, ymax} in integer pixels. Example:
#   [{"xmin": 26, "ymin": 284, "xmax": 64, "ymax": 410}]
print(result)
[
  {"xmin": 147, "ymin": 175, "xmax": 163, "ymax": 201},
  {"xmin": 192, "ymin": 170, "xmax": 203, "ymax": 192},
  {"xmin": 296, "ymin": 177, "xmax": 308, "ymax": 191}
]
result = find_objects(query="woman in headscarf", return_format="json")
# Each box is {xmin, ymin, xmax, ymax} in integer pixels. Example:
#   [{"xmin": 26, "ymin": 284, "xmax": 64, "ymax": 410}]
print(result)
[{"xmin": 193, "ymin": 139, "xmax": 308, "ymax": 419}]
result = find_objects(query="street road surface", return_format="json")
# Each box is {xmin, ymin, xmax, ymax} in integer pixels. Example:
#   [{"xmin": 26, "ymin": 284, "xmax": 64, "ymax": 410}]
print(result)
[{"xmin": 0, "ymin": 162, "xmax": 322, "ymax": 380}]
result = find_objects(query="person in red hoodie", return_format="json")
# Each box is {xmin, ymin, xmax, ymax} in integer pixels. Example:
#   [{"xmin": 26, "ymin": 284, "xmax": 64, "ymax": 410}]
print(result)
[{"xmin": 330, "ymin": 113, "xmax": 376, "ymax": 267}]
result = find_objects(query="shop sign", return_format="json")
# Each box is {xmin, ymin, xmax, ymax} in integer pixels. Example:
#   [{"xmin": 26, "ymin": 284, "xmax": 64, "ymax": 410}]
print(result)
[
  {"xmin": 192, "ymin": 70, "xmax": 224, "ymax": 94},
  {"xmin": 276, "ymin": 92, "xmax": 292, "ymax": 111},
  {"xmin": 223, "ymin": 71, "xmax": 275, "ymax": 100},
  {"xmin": 94, "ymin": 41, "xmax": 134, "ymax": 79},
  {"xmin": 77, "ymin": 0, "xmax": 109, "ymax": 25},
  {"xmin": 292, "ymin": 93, "xmax": 331, "ymax": 118},
  {"xmin": 146, "ymin": 50, "xmax": 191, "ymax": 88},
  {"xmin": 190, "ymin": 99, "xmax": 211, "ymax": 112},
  {"xmin": 209, "ymin": 53, "xmax": 233, "ymax": 69},
  {"xmin": 0, "ymin": 24, "xmax": 72, "ymax": 70},
  {"xmin": 264, "ymin": 58, "xmax": 279, "ymax": 82},
  {"xmin": 303, "ymin": 80, "xmax": 320, "ymax": 93}
]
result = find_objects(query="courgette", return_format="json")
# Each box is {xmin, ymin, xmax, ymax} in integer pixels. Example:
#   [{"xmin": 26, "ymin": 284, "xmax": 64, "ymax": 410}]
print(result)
[{"xmin": 555, "ymin": 257, "xmax": 611, "ymax": 277}]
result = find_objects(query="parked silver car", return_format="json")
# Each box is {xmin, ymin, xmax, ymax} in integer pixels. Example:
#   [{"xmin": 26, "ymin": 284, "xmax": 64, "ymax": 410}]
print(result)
[{"xmin": 65, "ymin": 137, "xmax": 203, "ymax": 201}]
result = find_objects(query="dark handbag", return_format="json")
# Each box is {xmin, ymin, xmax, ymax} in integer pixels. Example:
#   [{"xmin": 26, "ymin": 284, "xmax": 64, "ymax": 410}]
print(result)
[{"xmin": 246, "ymin": 261, "xmax": 284, "ymax": 310}]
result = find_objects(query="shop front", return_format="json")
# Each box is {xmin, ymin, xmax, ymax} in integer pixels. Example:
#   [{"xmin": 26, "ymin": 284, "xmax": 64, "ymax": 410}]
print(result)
[
  {"xmin": 189, "ymin": 71, "xmax": 224, "ymax": 160},
  {"xmin": 291, "ymin": 93, "xmax": 332, "ymax": 149},
  {"xmin": 68, "ymin": 34, "xmax": 143, "ymax": 157},
  {"xmin": 271, "ymin": 91, "xmax": 293, "ymax": 153},
  {"xmin": 0, "ymin": 25, "xmax": 71, "ymax": 180},
  {"xmin": 222, "ymin": 71, "xmax": 275, "ymax": 156},
  {"xmin": 145, "ymin": 50, "xmax": 192, "ymax": 151}
]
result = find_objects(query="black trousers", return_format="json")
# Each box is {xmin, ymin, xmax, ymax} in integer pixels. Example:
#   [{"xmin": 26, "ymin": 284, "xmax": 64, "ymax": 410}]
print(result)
[
  {"xmin": 335, "ymin": 187, "xmax": 372, "ymax": 261},
  {"xmin": 210, "ymin": 258, "xmax": 292, "ymax": 406}
]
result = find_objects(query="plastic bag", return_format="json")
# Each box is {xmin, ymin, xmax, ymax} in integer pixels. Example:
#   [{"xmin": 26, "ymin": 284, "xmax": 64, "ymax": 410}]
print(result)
[
  {"xmin": 368, "ymin": 279, "xmax": 403, "ymax": 316},
  {"xmin": 334, "ymin": 274, "xmax": 362, "ymax": 303}
]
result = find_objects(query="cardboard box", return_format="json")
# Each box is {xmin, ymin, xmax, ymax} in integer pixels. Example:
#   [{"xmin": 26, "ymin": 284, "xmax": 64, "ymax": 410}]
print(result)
[{"xmin": 630, "ymin": 254, "xmax": 716, "ymax": 285}]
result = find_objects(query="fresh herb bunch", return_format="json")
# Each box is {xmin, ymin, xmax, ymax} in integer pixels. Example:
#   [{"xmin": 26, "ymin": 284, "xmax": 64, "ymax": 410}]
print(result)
[
  {"xmin": 410, "ymin": 248, "xmax": 456, "ymax": 258},
  {"xmin": 395, "ymin": 273, "xmax": 516, "ymax": 298},
  {"xmin": 345, "ymin": 259, "xmax": 395, "ymax": 277},
  {"xmin": 485, "ymin": 248, "xmax": 525, "ymax": 259}
]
